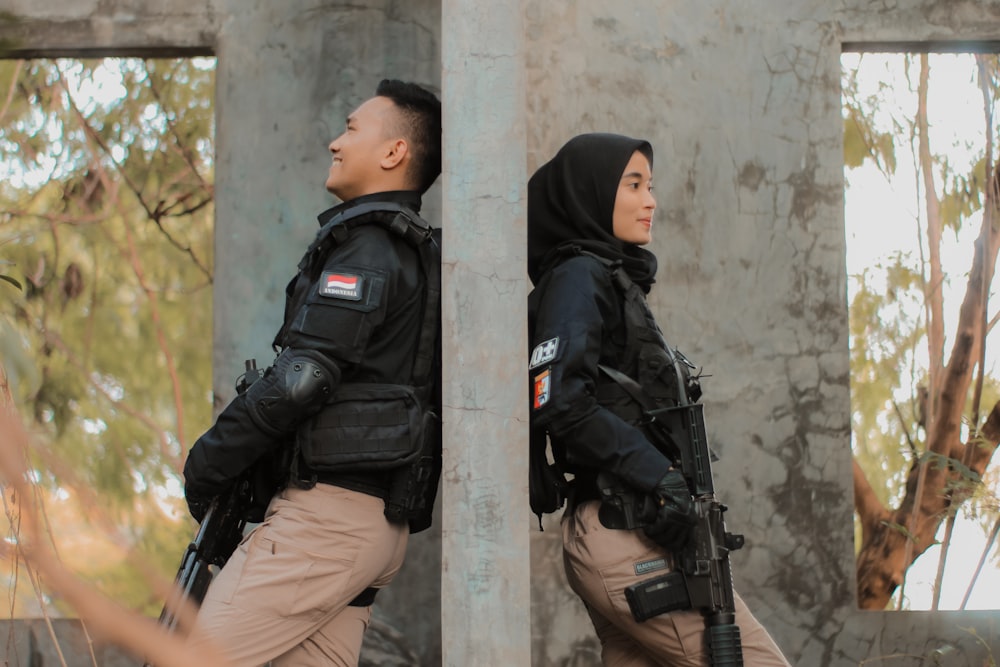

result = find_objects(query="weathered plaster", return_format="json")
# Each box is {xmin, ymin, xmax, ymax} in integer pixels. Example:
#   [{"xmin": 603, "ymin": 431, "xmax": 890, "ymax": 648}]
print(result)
[
  {"xmin": 440, "ymin": 2, "xmax": 530, "ymax": 663},
  {"xmin": 525, "ymin": 1, "xmax": 1000, "ymax": 665}
]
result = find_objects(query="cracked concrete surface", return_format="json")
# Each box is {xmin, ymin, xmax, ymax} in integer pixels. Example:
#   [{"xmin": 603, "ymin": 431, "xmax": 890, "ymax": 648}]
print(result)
[{"xmin": 525, "ymin": 1, "xmax": 1000, "ymax": 665}]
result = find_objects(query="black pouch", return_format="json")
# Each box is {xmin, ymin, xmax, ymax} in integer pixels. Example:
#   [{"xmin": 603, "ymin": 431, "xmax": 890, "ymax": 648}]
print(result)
[
  {"xmin": 297, "ymin": 383, "xmax": 423, "ymax": 472},
  {"xmin": 384, "ymin": 408, "xmax": 442, "ymax": 532},
  {"xmin": 625, "ymin": 570, "xmax": 692, "ymax": 622},
  {"xmin": 529, "ymin": 425, "xmax": 569, "ymax": 527}
]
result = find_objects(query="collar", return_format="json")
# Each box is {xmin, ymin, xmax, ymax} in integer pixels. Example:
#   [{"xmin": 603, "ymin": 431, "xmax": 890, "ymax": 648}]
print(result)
[{"xmin": 316, "ymin": 190, "xmax": 423, "ymax": 227}]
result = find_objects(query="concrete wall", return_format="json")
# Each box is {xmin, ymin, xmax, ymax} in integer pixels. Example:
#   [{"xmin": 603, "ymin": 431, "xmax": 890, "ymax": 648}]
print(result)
[
  {"xmin": 3, "ymin": 1, "xmax": 1000, "ymax": 666},
  {"xmin": 524, "ymin": 2, "xmax": 1000, "ymax": 666}
]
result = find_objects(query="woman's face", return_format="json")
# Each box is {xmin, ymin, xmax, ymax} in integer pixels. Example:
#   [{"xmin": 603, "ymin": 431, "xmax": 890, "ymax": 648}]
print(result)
[{"xmin": 611, "ymin": 150, "xmax": 656, "ymax": 245}]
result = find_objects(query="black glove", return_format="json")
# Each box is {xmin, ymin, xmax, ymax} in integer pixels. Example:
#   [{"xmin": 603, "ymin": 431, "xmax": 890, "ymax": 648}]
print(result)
[
  {"xmin": 642, "ymin": 470, "xmax": 697, "ymax": 552},
  {"xmin": 184, "ymin": 485, "xmax": 215, "ymax": 523}
]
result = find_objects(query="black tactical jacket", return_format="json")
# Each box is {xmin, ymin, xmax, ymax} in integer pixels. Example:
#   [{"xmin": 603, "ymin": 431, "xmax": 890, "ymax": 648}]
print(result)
[
  {"xmin": 528, "ymin": 254, "xmax": 673, "ymax": 495},
  {"xmin": 184, "ymin": 191, "xmax": 427, "ymax": 496}
]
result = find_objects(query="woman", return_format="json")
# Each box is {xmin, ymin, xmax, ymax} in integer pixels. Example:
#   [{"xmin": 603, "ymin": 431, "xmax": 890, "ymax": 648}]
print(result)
[{"xmin": 527, "ymin": 133, "xmax": 790, "ymax": 667}]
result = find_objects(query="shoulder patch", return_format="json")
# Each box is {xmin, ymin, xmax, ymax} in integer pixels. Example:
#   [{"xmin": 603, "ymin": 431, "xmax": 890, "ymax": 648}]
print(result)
[
  {"xmin": 529, "ymin": 337, "xmax": 560, "ymax": 369},
  {"xmin": 319, "ymin": 272, "xmax": 364, "ymax": 301},
  {"xmin": 533, "ymin": 369, "xmax": 551, "ymax": 409}
]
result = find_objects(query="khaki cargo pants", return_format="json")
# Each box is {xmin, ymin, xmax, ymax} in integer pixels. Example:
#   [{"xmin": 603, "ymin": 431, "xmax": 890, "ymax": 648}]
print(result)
[
  {"xmin": 562, "ymin": 500, "xmax": 792, "ymax": 667},
  {"xmin": 186, "ymin": 484, "xmax": 408, "ymax": 667}
]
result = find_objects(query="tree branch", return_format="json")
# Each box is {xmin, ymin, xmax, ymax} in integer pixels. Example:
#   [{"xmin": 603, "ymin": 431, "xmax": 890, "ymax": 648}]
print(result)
[
  {"xmin": 970, "ymin": 54, "xmax": 996, "ymax": 440},
  {"xmin": 53, "ymin": 65, "xmax": 212, "ymax": 280},
  {"xmin": 917, "ymin": 53, "xmax": 945, "ymax": 397},
  {"xmin": 969, "ymin": 400, "xmax": 1000, "ymax": 473},
  {"xmin": 0, "ymin": 58, "xmax": 23, "ymax": 127},
  {"xmin": 853, "ymin": 457, "xmax": 889, "ymax": 537},
  {"xmin": 86, "ymin": 157, "xmax": 189, "ymax": 471},
  {"xmin": 145, "ymin": 59, "xmax": 211, "ymax": 193}
]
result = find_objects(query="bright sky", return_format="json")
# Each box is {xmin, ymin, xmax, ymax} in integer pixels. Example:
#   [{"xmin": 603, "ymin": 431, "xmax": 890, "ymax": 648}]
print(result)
[{"xmin": 843, "ymin": 52, "xmax": 1000, "ymax": 610}]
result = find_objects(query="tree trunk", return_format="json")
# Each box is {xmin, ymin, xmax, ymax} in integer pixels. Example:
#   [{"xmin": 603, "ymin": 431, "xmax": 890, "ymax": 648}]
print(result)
[
  {"xmin": 856, "ymin": 400, "xmax": 1000, "ymax": 609},
  {"xmin": 854, "ymin": 54, "xmax": 1000, "ymax": 611}
]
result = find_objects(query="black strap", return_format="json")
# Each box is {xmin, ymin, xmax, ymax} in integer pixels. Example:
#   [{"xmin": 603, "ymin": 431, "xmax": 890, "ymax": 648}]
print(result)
[
  {"xmin": 570, "ymin": 249, "xmax": 651, "ymax": 373},
  {"xmin": 598, "ymin": 364, "xmax": 683, "ymax": 463},
  {"xmin": 598, "ymin": 363, "xmax": 654, "ymax": 410},
  {"xmin": 408, "ymin": 226, "xmax": 440, "ymax": 389},
  {"xmin": 299, "ymin": 201, "xmax": 433, "ymax": 270}
]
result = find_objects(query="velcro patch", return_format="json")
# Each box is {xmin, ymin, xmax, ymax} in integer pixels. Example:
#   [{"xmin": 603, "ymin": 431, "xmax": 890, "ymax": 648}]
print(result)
[
  {"xmin": 529, "ymin": 337, "xmax": 560, "ymax": 369},
  {"xmin": 634, "ymin": 557, "xmax": 668, "ymax": 576},
  {"xmin": 533, "ymin": 369, "xmax": 551, "ymax": 409},
  {"xmin": 319, "ymin": 272, "xmax": 364, "ymax": 301}
]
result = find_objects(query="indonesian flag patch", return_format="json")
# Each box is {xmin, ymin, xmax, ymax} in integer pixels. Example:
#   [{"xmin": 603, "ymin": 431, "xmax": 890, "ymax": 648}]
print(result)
[
  {"xmin": 319, "ymin": 271, "xmax": 364, "ymax": 301},
  {"xmin": 533, "ymin": 369, "xmax": 551, "ymax": 409}
]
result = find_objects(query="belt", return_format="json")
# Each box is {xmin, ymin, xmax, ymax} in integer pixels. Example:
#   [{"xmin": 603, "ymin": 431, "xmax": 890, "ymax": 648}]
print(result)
[
  {"xmin": 313, "ymin": 471, "xmax": 391, "ymax": 498},
  {"xmin": 292, "ymin": 463, "xmax": 392, "ymax": 499}
]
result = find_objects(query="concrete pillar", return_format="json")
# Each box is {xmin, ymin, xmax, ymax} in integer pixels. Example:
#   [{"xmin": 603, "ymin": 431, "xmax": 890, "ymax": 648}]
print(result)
[{"xmin": 440, "ymin": 1, "xmax": 530, "ymax": 665}]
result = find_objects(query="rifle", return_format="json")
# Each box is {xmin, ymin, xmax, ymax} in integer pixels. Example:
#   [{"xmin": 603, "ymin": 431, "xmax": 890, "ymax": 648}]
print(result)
[
  {"xmin": 147, "ymin": 360, "xmax": 264, "ymax": 660},
  {"xmin": 618, "ymin": 348, "xmax": 746, "ymax": 667},
  {"xmin": 155, "ymin": 475, "xmax": 251, "ymax": 633}
]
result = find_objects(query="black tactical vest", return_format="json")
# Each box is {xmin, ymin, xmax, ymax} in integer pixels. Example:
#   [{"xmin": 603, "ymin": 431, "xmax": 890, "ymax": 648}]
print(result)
[
  {"xmin": 584, "ymin": 252, "xmax": 702, "ymax": 427},
  {"xmin": 287, "ymin": 202, "xmax": 442, "ymax": 534}
]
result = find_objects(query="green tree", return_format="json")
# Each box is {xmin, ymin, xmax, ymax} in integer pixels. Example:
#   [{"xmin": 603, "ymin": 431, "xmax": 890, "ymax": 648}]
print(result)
[
  {"xmin": 0, "ymin": 56, "xmax": 215, "ymax": 616},
  {"xmin": 845, "ymin": 53, "xmax": 1000, "ymax": 610}
]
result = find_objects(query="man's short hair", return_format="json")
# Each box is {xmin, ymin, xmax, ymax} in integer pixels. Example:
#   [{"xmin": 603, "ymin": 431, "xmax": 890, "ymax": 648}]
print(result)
[{"xmin": 376, "ymin": 79, "xmax": 442, "ymax": 194}]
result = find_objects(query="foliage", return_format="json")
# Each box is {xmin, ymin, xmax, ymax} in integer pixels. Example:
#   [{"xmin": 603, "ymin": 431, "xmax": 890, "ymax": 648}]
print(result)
[
  {"xmin": 848, "ymin": 263, "xmax": 926, "ymax": 508},
  {"xmin": 0, "ymin": 57, "xmax": 215, "ymax": 616},
  {"xmin": 844, "ymin": 52, "xmax": 1000, "ymax": 610}
]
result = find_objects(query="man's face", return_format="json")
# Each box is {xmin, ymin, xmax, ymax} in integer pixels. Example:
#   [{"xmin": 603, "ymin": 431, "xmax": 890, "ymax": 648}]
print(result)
[{"xmin": 325, "ymin": 96, "xmax": 398, "ymax": 201}]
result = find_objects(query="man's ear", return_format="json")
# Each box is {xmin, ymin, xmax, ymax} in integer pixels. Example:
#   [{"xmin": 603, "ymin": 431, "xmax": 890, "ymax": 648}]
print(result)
[{"xmin": 380, "ymin": 138, "xmax": 409, "ymax": 171}]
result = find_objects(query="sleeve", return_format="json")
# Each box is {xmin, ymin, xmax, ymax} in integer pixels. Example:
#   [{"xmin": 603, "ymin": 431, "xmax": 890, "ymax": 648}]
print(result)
[
  {"xmin": 529, "ymin": 259, "xmax": 671, "ymax": 492},
  {"xmin": 281, "ymin": 228, "xmax": 394, "ymax": 365},
  {"xmin": 184, "ymin": 229, "xmax": 398, "ymax": 495}
]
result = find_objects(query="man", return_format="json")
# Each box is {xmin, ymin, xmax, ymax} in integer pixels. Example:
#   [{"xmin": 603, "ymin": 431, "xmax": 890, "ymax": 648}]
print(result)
[{"xmin": 182, "ymin": 79, "xmax": 442, "ymax": 666}]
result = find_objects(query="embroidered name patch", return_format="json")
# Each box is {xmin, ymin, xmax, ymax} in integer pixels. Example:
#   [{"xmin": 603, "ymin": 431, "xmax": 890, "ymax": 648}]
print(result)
[
  {"xmin": 634, "ymin": 557, "xmax": 668, "ymax": 576},
  {"xmin": 319, "ymin": 272, "xmax": 364, "ymax": 301},
  {"xmin": 533, "ymin": 369, "xmax": 551, "ymax": 409},
  {"xmin": 529, "ymin": 337, "xmax": 560, "ymax": 369}
]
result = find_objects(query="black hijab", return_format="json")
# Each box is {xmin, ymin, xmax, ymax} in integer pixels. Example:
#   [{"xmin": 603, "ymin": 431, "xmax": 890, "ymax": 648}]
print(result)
[{"xmin": 527, "ymin": 133, "xmax": 657, "ymax": 291}]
